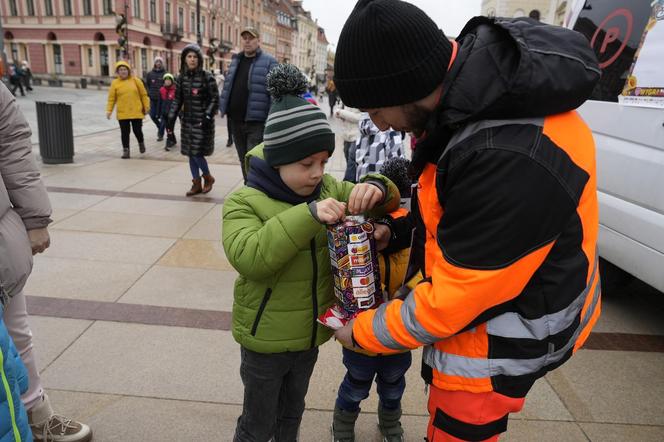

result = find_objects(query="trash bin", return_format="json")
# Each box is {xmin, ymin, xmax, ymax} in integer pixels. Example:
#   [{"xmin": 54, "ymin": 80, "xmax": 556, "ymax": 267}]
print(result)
[
  {"xmin": 36, "ymin": 101, "xmax": 74, "ymax": 164},
  {"xmin": 80, "ymin": 78, "xmax": 87, "ymax": 89}
]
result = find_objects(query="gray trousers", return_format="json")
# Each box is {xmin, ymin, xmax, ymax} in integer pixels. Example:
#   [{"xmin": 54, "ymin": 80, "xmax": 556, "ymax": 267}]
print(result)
[{"xmin": 234, "ymin": 346, "xmax": 319, "ymax": 442}]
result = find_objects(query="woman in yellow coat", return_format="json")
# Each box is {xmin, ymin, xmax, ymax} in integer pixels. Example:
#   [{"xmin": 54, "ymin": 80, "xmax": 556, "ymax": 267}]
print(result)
[{"xmin": 106, "ymin": 61, "xmax": 150, "ymax": 158}]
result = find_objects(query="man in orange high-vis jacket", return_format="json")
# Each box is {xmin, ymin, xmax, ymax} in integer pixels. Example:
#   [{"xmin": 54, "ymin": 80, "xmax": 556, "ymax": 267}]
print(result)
[{"xmin": 332, "ymin": 1, "xmax": 602, "ymax": 440}]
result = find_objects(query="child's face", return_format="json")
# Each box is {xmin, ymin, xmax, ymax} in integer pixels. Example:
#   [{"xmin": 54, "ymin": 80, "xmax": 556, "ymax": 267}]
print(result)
[
  {"xmin": 278, "ymin": 151, "xmax": 329, "ymax": 196},
  {"xmin": 164, "ymin": 79, "xmax": 173, "ymax": 87}
]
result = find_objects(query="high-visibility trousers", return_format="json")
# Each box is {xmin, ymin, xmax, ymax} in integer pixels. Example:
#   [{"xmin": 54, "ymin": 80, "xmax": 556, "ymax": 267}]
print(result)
[{"xmin": 426, "ymin": 385, "xmax": 526, "ymax": 441}]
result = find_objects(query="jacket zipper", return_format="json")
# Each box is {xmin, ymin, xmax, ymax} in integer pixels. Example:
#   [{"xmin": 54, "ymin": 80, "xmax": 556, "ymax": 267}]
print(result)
[
  {"xmin": 309, "ymin": 239, "xmax": 318, "ymax": 349},
  {"xmin": 250, "ymin": 288, "xmax": 272, "ymax": 336}
]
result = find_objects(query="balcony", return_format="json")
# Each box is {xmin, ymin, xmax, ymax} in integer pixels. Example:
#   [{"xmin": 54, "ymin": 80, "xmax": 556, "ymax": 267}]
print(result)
[{"xmin": 161, "ymin": 23, "xmax": 184, "ymax": 42}]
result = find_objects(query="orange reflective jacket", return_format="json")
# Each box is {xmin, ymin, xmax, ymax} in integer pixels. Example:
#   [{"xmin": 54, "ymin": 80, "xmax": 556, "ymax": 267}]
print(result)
[{"xmin": 353, "ymin": 112, "xmax": 601, "ymax": 397}]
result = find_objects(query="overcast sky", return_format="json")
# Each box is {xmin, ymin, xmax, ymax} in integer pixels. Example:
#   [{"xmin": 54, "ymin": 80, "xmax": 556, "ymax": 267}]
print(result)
[{"xmin": 304, "ymin": 0, "xmax": 483, "ymax": 49}]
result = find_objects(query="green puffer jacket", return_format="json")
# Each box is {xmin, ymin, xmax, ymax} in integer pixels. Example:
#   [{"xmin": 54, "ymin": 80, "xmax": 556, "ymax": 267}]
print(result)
[{"xmin": 222, "ymin": 145, "xmax": 399, "ymax": 353}]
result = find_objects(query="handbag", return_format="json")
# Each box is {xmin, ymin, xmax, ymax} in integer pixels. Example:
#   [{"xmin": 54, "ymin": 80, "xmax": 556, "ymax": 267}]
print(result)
[{"xmin": 132, "ymin": 76, "xmax": 146, "ymax": 114}]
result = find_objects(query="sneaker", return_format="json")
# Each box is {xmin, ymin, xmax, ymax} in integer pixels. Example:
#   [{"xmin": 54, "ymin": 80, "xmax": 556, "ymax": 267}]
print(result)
[
  {"xmin": 157, "ymin": 136, "xmax": 164, "ymax": 142},
  {"xmin": 29, "ymin": 395, "xmax": 93, "ymax": 442}
]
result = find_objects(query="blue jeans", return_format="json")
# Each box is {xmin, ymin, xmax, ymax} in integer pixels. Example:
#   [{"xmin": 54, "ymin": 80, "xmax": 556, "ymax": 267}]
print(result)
[
  {"xmin": 149, "ymin": 98, "xmax": 161, "ymax": 132},
  {"xmin": 189, "ymin": 155, "xmax": 210, "ymax": 179},
  {"xmin": 336, "ymin": 347, "xmax": 412, "ymax": 412}
]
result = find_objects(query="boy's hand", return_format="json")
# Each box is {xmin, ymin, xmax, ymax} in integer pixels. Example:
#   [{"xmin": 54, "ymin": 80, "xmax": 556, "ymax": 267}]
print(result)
[
  {"xmin": 348, "ymin": 183, "xmax": 384, "ymax": 215},
  {"xmin": 315, "ymin": 198, "xmax": 347, "ymax": 224}
]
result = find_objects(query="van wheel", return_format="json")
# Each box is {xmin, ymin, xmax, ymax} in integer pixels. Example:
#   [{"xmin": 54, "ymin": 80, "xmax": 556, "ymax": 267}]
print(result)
[{"xmin": 599, "ymin": 258, "xmax": 635, "ymax": 293}]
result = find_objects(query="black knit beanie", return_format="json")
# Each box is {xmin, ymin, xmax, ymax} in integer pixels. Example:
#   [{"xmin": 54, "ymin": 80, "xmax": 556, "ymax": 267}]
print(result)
[{"xmin": 334, "ymin": 0, "xmax": 452, "ymax": 109}]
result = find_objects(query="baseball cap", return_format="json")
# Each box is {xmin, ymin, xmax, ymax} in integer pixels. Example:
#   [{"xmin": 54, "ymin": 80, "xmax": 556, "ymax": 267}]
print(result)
[{"xmin": 241, "ymin": 26, "xmax": 259, "ymax": 38}]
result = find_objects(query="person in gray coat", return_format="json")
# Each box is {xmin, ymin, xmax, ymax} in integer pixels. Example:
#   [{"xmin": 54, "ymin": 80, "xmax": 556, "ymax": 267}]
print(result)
[{"xmin": 0, "ymin": 82, "xmax": 93, "ymax": 441}]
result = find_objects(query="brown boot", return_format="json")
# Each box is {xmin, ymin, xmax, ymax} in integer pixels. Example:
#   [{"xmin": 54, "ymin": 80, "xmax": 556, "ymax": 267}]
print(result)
[
  {"xmin": 186, "ymin": 178, "xmax": 203, "ymax": 196},
  {"xmin": 202, "ymin": 174, "xmax": 215, "ymax": 194}
]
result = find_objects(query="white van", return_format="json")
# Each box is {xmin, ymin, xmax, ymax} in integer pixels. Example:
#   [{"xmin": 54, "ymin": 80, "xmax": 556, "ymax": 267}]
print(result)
[{"xmin": 568, "ymin": 0, "xmax": 664, "ymax": 292}]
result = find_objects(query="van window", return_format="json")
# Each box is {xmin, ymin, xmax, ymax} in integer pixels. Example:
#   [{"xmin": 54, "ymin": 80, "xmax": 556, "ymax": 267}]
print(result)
[{"xmin": 572, "ymin": 0, "xmax": 653, "ymax": 102}]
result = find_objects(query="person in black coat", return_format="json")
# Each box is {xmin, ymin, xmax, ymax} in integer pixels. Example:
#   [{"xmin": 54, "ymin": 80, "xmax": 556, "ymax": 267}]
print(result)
[
  {"xmin": 168, "ymin": 44, "xmax": 219, "ymax": 196},
  {"xmin": 144, "ymin": 57, "xmax": 166, "ymax": 139}
]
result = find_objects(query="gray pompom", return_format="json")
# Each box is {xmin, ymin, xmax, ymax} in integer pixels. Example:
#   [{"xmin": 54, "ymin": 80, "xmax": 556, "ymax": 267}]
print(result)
[{"xmin": 266, "ymin": 64, "xmax": 308, "ymax": 100}]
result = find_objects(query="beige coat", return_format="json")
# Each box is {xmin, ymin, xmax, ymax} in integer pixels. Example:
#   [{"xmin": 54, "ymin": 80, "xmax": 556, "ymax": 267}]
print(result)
[{"xmin": 0, "ymin": 83, "xmax": 52, "ymax": 302}]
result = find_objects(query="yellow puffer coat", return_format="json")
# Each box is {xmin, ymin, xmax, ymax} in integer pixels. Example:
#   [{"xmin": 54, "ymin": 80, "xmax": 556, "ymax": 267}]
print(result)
[{"xmin": 106, "ymin": 61, "xmax": 150, "ymax": 120}]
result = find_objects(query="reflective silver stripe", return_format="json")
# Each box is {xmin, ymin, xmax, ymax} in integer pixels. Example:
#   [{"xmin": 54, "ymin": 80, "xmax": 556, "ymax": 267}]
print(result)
[
  {"xmin": 372, "ymin": 302, "xmax": 409, "ymax": 351},
  {"xmin": 443, "ymin": 117, "xmax": 545, "ymax": 160},
  {"xmin": 264, "ymin": 121, "xmax": 332, "ymax": 145},
  {"xmin": 424, "ymin": 277, "xmax": 602, "ymax": 379},
  {"xmin": 401, "ymin": 292, "xmax": 439, "ymax": 345},
  {"xmin": 266, "ymin": 102, "xmax": 319, "ymax": 119},
  {"xmin": 267, "ymin": 105, "xmax": 327, "ymax": 125},
  {"xmin": 486, "ymin": 257, "xmax": 599, "ymax": 340}
]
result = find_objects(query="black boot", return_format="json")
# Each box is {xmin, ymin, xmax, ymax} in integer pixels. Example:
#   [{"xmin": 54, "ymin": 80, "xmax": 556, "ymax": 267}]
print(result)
[
  {"xmin": 121, "ymin": 147, "xmax": 130, "ymax": 159},
  {"xmin": 139, "ymin": 142, "xmax": 146, "ymax": 154},
  {"xmin": 331, "ymin": 406, "xmax": 360, "ymax": 442},
  {"xmin": 377, "ymin": 404, "xmax": 404, "ymax": 442}
]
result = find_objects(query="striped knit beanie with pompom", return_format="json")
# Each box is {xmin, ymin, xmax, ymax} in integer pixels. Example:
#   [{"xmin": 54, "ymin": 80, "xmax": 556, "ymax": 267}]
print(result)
[{"xmin": 263, "ymin": 64, "xmax": 335, "ymax": 167}]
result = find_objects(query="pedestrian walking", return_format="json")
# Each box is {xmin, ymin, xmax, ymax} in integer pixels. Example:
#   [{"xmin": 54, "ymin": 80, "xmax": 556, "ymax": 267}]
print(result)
[
  {"xmin": 335, "ymin": 106, "xmax": 362, "ymax": 182},
  {"xmin": 219, "ymin": 26, "xmax": 278, "ymax": 182},
  {"xmin": 144, "ymin": 56, "xmax": 166, "ymax": 140},
  {"xmin": 167, "ymin": 44, "xmax": 218, "ymax": 196},
  {"xmin": 325, "ymin": 78, "xmax": 338, "ymax": 117},
  {"xmin": 106, "ymin": 60, "xmax": 150, "ymax": 159},
  {"xmin": 8, "ymin": 61, "xmax": 25, "ymax": 97},
  {"xmin": 0, "ymin": 81, "xmax": 93, "ymax": 442},
  {"xmin": 157, "ymin": 73, "xmax": 177, "ymax": 150},
  {"xmin": 331, "ymin": 157, "xmax": 417, "ymax": 442},
  {"xmin": 21, "ymin": 61, "xmax": 33, "ymax": 92},
  {"xmin": 333, "ymin": 1, "xmax": 602, "ymax": 440},
  {"xmin": 222, "ymin": 64, "xmax": 400, "ymax": 442}
]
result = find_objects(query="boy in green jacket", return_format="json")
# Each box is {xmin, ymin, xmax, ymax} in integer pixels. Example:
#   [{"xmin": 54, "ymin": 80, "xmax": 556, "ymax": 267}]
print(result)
[{"xmin": 222, "ymin": 64, "xmax": 399, "ymax": 442}]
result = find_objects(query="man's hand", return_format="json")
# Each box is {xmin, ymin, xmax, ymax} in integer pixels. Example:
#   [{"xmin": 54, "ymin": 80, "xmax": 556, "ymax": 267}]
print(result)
[
  {"xmin": 27, "ymin": 228, "xmax": 50, "ymax": 255},
  {"xmin": 334, "ymin": 319, "xmax": 355, "ymax": 348},
  {"xmin": 315, "ymin": 198, "xmax": 347, "ymax": 224},
  {"xmin": 348, "ymin": 183, "xmax": 383, "ymax": 215},
  {"xmin": 373, "ymin": 223, "xmax": 391, "ymax": 251}
]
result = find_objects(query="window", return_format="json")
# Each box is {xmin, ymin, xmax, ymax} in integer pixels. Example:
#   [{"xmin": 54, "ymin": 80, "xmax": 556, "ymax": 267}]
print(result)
[
  {"xmin": 133, "ymin": 0, "xmax": 140, "ymax": 18},
  {"xmin": 165, "ymin": 2, "xmax": 171, "ymax": 23},
  {"xmin": 26, "ymin": 0, "xmax": 34, "ymax": 15},
  {"xmin": 83, "ymin": 0, "xmax": 91, "ymax": 16},
  {"xmin": 9, "ymin": 0, "xmax": 17, "ymax": 16},
  {"xmin": 63, "ymin": 0, "xmax": 72, "ymax": 16},
  {"xmin": 53, "ymin": 44, "xmax": 63, "ymax": 74},
  {"xmin": 88, "ymin": 48, "xmax": 94, "ymax": 67},
  {"xmin": 150, "ymin": 0, "xmax": 156, "ymax": 22},
  {"xmin": 211, "ymin": 18, "xmax": 215, "ymax": 38},
  {"xmin": 572, "ymin": 0, "xmax": 653, "ymax": 102},
  {"xmin": 115, "ymin": 48, "xmax": 123, "ymax": 61},
  {"xmin": 141, "ymin": 48, "xmax": 147, "ymax": 72},
  {"xmin": 178, "ymin": 7, "xmax": 183, "ymax": 27},
  {"xmin": 44, "ymin": 0, "xmax": 53, "ymax": 16},
  {"xmin": 191, "ymin": 12, "xmax": 195, "ymax": 33},
  {"xmin": 201, "ymin": 15, "xmax": 206, "ymax": 37},
  {"xmin": 103, "ymin": 0, "xmax": 113, "ymax": 15}
]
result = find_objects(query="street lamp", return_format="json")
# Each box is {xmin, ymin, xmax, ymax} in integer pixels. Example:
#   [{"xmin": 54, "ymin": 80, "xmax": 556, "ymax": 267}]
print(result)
[
  {"xmin": 196, "ymin": 0, "xmax": 202, "ymax": 47},
  {"xmin": 114, "ymin": 2, "xmax": 130, "ymax": 59}
]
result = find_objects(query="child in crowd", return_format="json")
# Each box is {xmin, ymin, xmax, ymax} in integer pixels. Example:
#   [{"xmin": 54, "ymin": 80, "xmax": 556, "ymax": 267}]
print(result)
[
  {"xmin": 157, "ymin": 73, "xmax": 177, "ymax": 151},
  {"xmin": 355, "ymin": 114, "xmax": 406, "ymax": 182},
  {"xmin": 332, "ymin": 157, "xmax": 418, "ymax": 442},
  {"xmin": 222, "ymin": 64, "xmax": 399, "ymax": 442},
  {"xmin": 167, "ymin": 44, "xmax": 218, "ymax": 196}
]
